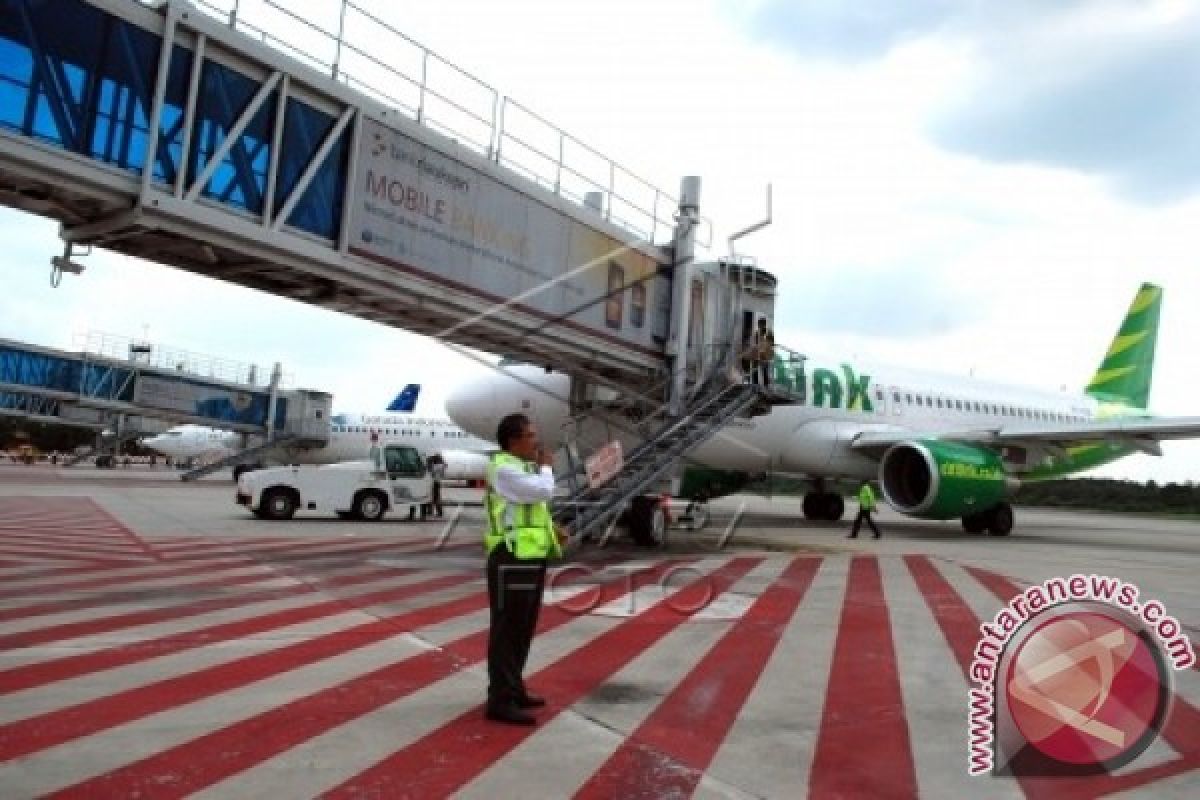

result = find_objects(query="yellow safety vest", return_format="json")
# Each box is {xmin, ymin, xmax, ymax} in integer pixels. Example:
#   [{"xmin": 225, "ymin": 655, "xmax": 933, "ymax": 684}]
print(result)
[
  {"xmin": 858, "ymin": 483, "xmax": 876, "ymax": 512},
  {"xmin": 485, "ymin": 452, "xmax": 562, "ymax": 560}
]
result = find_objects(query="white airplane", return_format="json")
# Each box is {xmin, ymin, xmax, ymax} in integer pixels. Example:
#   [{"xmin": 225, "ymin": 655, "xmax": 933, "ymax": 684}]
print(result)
[
  {"xmin": 445, "ymin": 283, "xmax": 1200, "ymax": 540},
  {"xmin": 143, "ymin": 384, "xmax": 494, "ymax": 478},
  {"xmin": 140, "ymin": 425, "xmax": 241, "ymax": 462}
]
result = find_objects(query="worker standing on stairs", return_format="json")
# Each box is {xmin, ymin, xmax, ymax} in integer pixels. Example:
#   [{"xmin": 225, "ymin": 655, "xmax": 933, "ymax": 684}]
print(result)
[
  {"xmin": 753, "ymin": 317, "xmax": 775, "ymax": 388},
  {"xmin": 483, "ymin": 413, "xmax": 566, "ymax": 725}
]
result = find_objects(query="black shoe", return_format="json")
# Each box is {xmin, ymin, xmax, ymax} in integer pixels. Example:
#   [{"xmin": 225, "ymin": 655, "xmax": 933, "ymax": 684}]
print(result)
[
  {"xmin": 847, "ymin": 534, "xmax": 857, "ymax": 539},
  {"xmin": 516, "ymin": 693, "xmax": 546, "ymax": 709},
  {"xmin": 873, "ymin": 534, "xmax": 881, "ymax": 539},
  {"xmin": 485, "ymin": 704, "xmax": 536, "ymax": 726}
]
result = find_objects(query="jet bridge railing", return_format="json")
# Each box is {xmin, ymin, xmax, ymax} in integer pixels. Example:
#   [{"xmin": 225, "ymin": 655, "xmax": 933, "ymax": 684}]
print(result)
[{"xmin": 175, "ymin": 0, "xmax": 707, "ymax": 248}]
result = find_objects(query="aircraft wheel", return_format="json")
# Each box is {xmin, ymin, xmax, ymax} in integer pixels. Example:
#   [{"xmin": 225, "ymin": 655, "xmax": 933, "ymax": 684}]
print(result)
[
  {"xmin": 962, "ymin": 513, "xmax": 988, "ymax": 534},
  {"xmin": 629, "ymin": 496, "xmax": 668, "ymax": 547},
  {"xmin": 802, "ymin": 493, "xmax": 821, "ymax": 520},
  {"xmin": 986, "ymin": 502, "xmax": 1014, "ymax": 537},
  {"xmin": 824, "ymin": 493, "xmax": 845, "ymax": 521}
]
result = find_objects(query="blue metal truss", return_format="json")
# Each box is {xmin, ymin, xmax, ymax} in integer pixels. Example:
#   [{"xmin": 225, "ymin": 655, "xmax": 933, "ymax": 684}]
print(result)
[{"xmin": 0, "ymin": 0, "xmax": 349, "ymax": 238}]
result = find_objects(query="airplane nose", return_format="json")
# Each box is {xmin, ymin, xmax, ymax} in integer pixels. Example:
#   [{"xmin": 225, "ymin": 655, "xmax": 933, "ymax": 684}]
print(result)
[{"xmin": 445, "ymin": 378, "xmax": 495, "ymax": 440}]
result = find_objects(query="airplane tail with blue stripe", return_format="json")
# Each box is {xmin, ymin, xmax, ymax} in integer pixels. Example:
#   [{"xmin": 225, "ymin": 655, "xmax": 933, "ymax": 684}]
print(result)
[{"xmin": 386, "ymin": 384, "xmax": 421, "ymax": 412}]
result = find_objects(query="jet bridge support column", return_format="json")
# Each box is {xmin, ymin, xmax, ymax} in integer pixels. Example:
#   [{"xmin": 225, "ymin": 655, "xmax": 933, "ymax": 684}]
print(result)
[{"xmin": 667, "ymin": 177, "xmax": 702, "ymax": 417}]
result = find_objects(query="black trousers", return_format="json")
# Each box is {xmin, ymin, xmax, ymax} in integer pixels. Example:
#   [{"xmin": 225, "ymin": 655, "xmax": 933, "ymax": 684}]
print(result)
[
  {"xmin": 850, "ymin": 510, "xmax": 881, "ymax": 537},
  {"xmin": 486, "ymin": 544, "xmax": 547, "ymax": 706}
]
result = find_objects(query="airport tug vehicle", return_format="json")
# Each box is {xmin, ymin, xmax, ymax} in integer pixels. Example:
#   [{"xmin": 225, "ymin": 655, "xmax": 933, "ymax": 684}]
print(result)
[{"xmin": 236, "ymin": 445, "xmax": 432, "ymax": 521}]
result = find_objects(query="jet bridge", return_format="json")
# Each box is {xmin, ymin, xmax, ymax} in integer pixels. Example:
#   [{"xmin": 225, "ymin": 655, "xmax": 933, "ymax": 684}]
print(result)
[
  {"xmin": 0, "ymin": 0, "xmax": 726, "ymax": 394},
  {"xmin": 0, "ymin": 336, "xmax": 331, "ymax": 445}
]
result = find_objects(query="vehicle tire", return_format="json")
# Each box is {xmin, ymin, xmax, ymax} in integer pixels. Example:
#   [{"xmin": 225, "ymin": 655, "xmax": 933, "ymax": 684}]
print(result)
[
  {"xmin": 802, "ymin": 493, "xmax": 820, "ymax": 520},
  {"xmin": 824, "ymin": 493, "xmax": 845, "ymax": 521},
  {"xmin": 629, "ymin": 496, "xmax": 667, "ymax": 547},
  {"xmin": 962, "ymin": 512, "xmax": 988, "ymax": 534},
  {"xmin": 260, "ymin": 488, "xmax": 298, "ymax": 520},
  {"xmin": 986, "ymin": 502, "xmax": 1014, "ymax": 536},
  {"xmin": 352, "ymin": 490, "xmax": 388, "ymax": 522}
]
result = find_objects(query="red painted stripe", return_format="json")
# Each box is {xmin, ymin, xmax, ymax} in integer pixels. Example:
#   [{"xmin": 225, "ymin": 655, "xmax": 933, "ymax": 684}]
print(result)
[
  {"xmin": 0, "ymin": 498, "xmax": 161, "ymax": 562},
  {"xmin": 326, "ymin": 558, "xmax": 762, "ymax": 800},
  {"xmin": 0, "ymin": 542, "xmax": 444, "ymax": 651},
  {"xmin": 0, "ymin": 531, "xmax": 136, "ymax": 546},
  {"xmin": 0, "ymin": 572, "xmax": 478, "ymax": 763},
  {"xmin": 0, "ymin": 550, "xmax": 129, "ymax": 567},
  {"xmin": 576, "ymin": 556, "xmax": 821, "ymax": 799},
  {"xmin": 0, "ymin": 566, "xmax": 453, "ymax": 695},
  {"xmin": 0, "ymin": 555, "xmax": 417, "ymax": 625},
  {"xmin": 81, "ymin": 498, "xmax": 163, "ymax": 562},
  {"xmin": 0, "ymin": 543, "xmax": 148, "ymax": 562},
  {"xmin": 0, "ymin": 537, "xmax": 434, "ymax": 601},
  {"xmin": 958, "ymin": 563, "xmax": 1200, "ymax": 799},
  {"xmin": 809, "ymin": 556, "xmax": 917, "ymax": 800},
  {"xmin": 49, "ymin": 559, "xmax": 699, "ymax": 798}
]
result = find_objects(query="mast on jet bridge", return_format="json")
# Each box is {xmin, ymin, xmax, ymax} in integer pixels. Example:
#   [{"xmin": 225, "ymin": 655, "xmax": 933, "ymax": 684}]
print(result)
[{"xmin": 667, "ymin": 177, "xmax": 702, "ymax": 417}]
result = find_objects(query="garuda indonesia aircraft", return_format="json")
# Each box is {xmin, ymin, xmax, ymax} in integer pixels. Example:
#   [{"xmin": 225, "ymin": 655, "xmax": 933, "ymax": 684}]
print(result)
[{"xmin": 446, "ymin": 283, "xmax": 1200, "ymax": 536}]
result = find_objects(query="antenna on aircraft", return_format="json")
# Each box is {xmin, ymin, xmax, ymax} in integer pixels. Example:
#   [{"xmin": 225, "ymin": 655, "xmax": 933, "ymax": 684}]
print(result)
[{"xmin": 727, "ymin": 183, "xmax": 773, "ymax": 259}]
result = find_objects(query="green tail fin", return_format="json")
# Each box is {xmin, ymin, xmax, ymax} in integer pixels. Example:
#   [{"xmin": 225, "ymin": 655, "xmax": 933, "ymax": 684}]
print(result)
[{"xmin": 1085, "ymin": 283, "xmax": 1161, "ymax": 409}]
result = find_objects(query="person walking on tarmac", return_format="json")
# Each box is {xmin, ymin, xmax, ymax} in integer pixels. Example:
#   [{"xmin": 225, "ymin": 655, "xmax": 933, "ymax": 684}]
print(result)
[
  {"xmin": 753, "ymin": 317, "xmax": 775, "ymax": 387},
  {"xmin": 849, "ymin": 481, "xmax": 882, "ymax": 539},
  {"xmin": 484, "ymin": 413, "xmax": 565, "ymax": 725}
]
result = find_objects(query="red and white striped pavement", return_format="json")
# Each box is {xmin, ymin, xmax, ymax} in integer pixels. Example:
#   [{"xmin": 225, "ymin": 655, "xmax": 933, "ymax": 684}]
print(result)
[{"xmin": 0, "ymin": 497, "xmax": 1196, "ymax": 798}]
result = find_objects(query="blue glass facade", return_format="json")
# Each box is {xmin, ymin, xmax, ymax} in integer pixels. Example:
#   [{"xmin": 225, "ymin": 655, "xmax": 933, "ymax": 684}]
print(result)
[
  {"xmin": 0, "ymin": 342, "xmax": 287, "ymax": 428},
  {"xmin": 0, "ymin": 0, "xmax": 350, "ymax": 238}
]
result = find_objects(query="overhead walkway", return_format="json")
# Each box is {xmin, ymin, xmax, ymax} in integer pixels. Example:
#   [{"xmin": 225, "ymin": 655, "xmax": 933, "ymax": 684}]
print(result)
[
  {"xmin": 0, "ymin": 0, "xmax": 803, "ymax": 511},
  {"xmin": 0, "ymin": 336, "xmax": 331, "ymax": 445},
  {"xmin": 0, "ymin": 0, "xmax": 704, "ymax": 388}
]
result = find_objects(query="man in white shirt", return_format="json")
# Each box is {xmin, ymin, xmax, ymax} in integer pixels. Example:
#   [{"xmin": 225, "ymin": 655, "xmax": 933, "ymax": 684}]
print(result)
[{"xmin": 484, "ymin": 413, "xmax": 561, "ymax": 725}]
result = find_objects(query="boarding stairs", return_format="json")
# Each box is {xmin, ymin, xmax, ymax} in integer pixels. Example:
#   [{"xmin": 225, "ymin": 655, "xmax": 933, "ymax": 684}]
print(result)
[
  {"xmin": 553, "ymin": 380, "xmax": 766, "ymax": 543},
  {"xmin": 180, "ymin": 435, "xmax": 298, "ymax": 482}
]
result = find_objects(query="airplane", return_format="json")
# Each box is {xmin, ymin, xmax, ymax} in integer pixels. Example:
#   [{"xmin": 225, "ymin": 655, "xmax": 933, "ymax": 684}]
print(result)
[
  {"xmin": 444, "ymin": 283, "xmax": 1200, "ymax": 542},
  {"xmin": 143, "ymin": 385, "xmax": 494, "ymax": 478}
]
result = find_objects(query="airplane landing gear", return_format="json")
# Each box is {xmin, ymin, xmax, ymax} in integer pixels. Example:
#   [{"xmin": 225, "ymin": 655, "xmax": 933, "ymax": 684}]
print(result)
[
  {"xmin": 962, "ymin": 502, "xmax": 1014, "ymax": 536},
  {"xmin": 802, "ymin": 491, "xmax": 845, "ymax": 521}
]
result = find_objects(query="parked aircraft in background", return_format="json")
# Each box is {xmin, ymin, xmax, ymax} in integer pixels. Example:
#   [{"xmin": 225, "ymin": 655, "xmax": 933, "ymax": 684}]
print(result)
[{"xmin": 143, "ymin": 384, "xmax": 494, "ymax": 479}]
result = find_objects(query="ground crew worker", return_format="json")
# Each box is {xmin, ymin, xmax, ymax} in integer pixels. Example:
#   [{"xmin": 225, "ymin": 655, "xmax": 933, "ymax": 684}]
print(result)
[
  {"xmin": 849, "ymin": 481, "xmax": 882, "ymax": 539},
  {"xmin": 753, "ymin": 317, "xmax": 775, "ymax": 387},
  {"xmin": 484, "ymin": 413, "xmax": 564, "ymax": 725},
  {"xmin": 426, "ymin": 453, "xmax": 446, "ymax": 518}
]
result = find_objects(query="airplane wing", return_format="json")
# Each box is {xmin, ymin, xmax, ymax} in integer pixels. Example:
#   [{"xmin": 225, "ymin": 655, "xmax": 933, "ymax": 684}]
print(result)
[{"xmin": 849, "ymin": 416, "xmax": 1200, "ymax": 457}]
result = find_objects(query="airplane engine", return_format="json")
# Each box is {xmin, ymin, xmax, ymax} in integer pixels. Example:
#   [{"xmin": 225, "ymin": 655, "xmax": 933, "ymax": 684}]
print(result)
[
  {"xmin": 879, "ymin": 440, "xmax": 1017, "ymax": 520},
  {"xmin": 438, "ymin": 450, "xmax": 490, "ymax": 481}
]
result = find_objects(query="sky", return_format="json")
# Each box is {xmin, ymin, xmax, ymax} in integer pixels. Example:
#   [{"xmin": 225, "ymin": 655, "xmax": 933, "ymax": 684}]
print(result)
[{"xmin": 1, "ymin": 0, "xmax": 1197, "ymax": 481}]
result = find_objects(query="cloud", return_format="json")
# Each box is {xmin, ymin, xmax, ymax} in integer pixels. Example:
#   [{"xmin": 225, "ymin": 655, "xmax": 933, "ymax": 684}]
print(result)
[
  {"xmin": 932, "ymin": 15, "xmax": 1200, "ymax": 204},
  {"xmin": 741, "ymin": 0, "xmax": 1094, "ymax": 62},
  {"xmin": 775, "ymin": 266, "xmax": 980, "ymax": 338}
]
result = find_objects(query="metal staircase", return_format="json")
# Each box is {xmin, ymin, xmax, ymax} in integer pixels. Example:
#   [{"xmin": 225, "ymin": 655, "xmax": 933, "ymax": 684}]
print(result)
[
  {"xmin": 553, "ymin": 381, "xmax": 767, "ymax": 544},
  {"xmin": 180, "ymin": 435, "xmax": 298, "ymax": 482}
]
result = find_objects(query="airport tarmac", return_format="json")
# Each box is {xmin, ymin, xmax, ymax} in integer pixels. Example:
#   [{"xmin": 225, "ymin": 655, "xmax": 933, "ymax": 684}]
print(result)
[{"xmin": 0, "ymin": 464, "xmax": 1196, "ymax": 798}]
